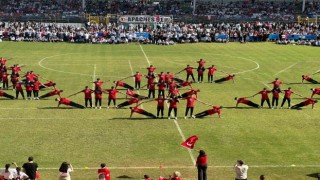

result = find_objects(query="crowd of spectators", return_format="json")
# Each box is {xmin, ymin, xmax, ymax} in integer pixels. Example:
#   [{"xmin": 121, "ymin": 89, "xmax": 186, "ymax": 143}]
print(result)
[
  {"xmin": 0, "ymin": 0, "xmax": 319, "ymax": 21},
  {"xmin": 0, "ymin": 21, "xmax": 319, "ymax": 47}
]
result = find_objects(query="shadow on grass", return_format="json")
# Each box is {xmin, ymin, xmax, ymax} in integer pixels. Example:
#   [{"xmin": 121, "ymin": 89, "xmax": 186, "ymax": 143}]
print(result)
[
  {"xmin": 223, "ymin": 106, "xmax": 259, "ymax": 109},
  {"xmin": 306, "ymin": 172, "xmax": 319, "ymax": 178},
  {"xmin": 38, "ymin": 107, "xmax": 76, "ymax": 109},
  {"xmin": 116, "ymin": 175, "xmax": 134, "ymax": 179},
  {"xmin": 111, "ymin": 117, "xmax": 158, "ymax": 120}
]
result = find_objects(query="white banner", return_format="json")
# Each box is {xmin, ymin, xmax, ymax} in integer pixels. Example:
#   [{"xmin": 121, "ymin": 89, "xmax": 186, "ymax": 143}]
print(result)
[{"xmin": 118, "ymin": 15, "xmax": 172, "ymax": 23}]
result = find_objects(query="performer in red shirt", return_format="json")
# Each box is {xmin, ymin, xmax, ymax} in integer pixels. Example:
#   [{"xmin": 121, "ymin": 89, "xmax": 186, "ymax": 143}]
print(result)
[
  {"xmin": 94, "ymin": 87, "xmax": 106, "ymax": 109},
  {"xmin": 271, "ymin": 88, "xmax": 281, "ymax": 109},
  {"xmin": 10, "ymin": 71, "xmax": 19, "ymax": 89},
  {"xmin": 157, "ymin": 81, "xmax": 166, "ymax": 97},
  {"xmin": 168, "ymin": 86, "xmax": 181, "ymax": 98},
  {"xmin": 32, "ymin": 78, "xmax": 44, "ymax": 100},
  {"xmin": 143, "ymin": 175, "xmax": 151, "ymax": 180},
  {"xmin": 155, "ymin": 95, "xmax": 167, "ymax": 118},
  {"xmin": 196, "ymin": 59, "xmax": 206, "ymax": 68},
  {"xmin": 207, "ymin": 65, "xmax": 217, "ymax": 83},
  {"xmin": 196, "ymin": 150, "xmax": 208, "ymax": 180},
  {"xmin": 14, "ymin": 81, "xmax": 25, "ymax": 99},
  {"xmin": 148, "ymin": 81, "xmax": 157, "ymax": 98},
  {"xmin": 194, "ymin": 105, "xmax": 222, "ymax": 118},
  {"xmin": 132, "ymin": 72, "xmax": 143, "ymax": 90},
  {"xmin": 280, "ymin": 87, "xmax": 302, "ymax": 109},
  {"xmin": 2, "ymin": 71, "xmax": 9, "ymax": 89},
  {"xmin": 124, "ymin": 89, "xmax": 147, "ymax": 99},
  {"xmin": 157, "ymin": 72, "xmax": 166, "ymax": 83},
  {"xmin": 310, "ymin": 88, "xmax": 320, "ymax": 98},
  {"xmin": 145, "ymin": 72, "xmax": 156, "ymax": 88},
  {"xmin": 0, "ymin": 91, "xmax": 14, "ymax": 99},
  {"xmin": 214, "ymin": 74, "xmax": 235, "ymax": 84},
  {"xmin": 177, "ymin": 65, "xmax": 196, "ymax": 82},
  {"xmin": 235, "ymin": 97, "xmax": 260, "ymax": 108},
  {"xmin": 69, "ymin": 86, "xmax": 94, "ymax": 108},
  {"xmin": 252, "ymin": 88, "xmax": 271, "ymax": 108},
  {"xmin": 114, "ymin": 80, "xmax": 134, "ymax": 90},
  {"xmin": 98, "ymin": 163, "xmax": 110, "ymax": 180},
  {"xmin": 117, "ymin": 97, "xmax": 140, "ymax": 108},
  {"xmin": 91, "ymin": 78, "xmax": 106, "ymax": 90},
  {"xmin": 130, "ymin": 105, "xmax": 157, "ymax": 118},
  {"xmin": 56, "ymin": 97, "xmax": 85, "ymax": 109},
  {"xmin": 165, "ymin": 72, "xmax": 175, "ymax": 86},
  {"xmin": 291, "ymin": 98, "xmax": 318, "ymax": 109},
  {"xmin": 197, "ymin": 66, "xmax": 205, "ymax": 83},
  {"xmin": 0, "ymin": 57, "xmax": 8, "ymax": 66},
  {"xmin": 176, "ymin": 80, "xmax": 192, "ymax": 89},
  {"xmin": 180, "ymin": 89, "xmax": 200, "ymax": 98},
  {"xmin": 25, "ymin": 80, "xmax": 34, "ymax": 99},
  {"xmin": 39, "ymin": 80, "xmax": 56, "ymax": 90},
  {"xmin": 184, "ymin": 95, "xmax": 197, "ymax": 119},
  {"xmin": 168, "ymin": 97, "xmax": 179, "ymax": 120},
  {"xmin": 269, "ymin": 78, "xmax": 285, "ymax": 89},
  {"xmin": 146, "ymin": 65, "xmax": 156, "ymax": 75},
  {"xmin": 39, "ymin": 88, "xmax": 63, "ymax": 99},
  {"xmin": 106, "ymin": 86, "xmax": 119, "ymax": 108},
  {"xmin": 302, "ymin": 75, "xmax": 318, "ymax": 84}
]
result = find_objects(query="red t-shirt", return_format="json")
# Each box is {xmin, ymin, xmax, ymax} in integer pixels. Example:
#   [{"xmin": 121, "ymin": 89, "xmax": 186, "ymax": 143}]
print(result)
[
  {"xmin": 185, "ymin": 67, "xmax": 194, "ymax": 75},
  {"xmin": 116, "ymin": 80, "xmax": 124, "ymax": 87},
  {"xmin": 207, "ymin": 106, "xmax": 221, "ymax": 115},
  {"xmin": 196, "ymin": 155, "xmax": 208, "ymax": 165},
  {"xmin": 126, "ymin": 90, "xmax": 135, "ymax": 97},
  {"xmin": 25, "ymin": 83, "xmax": 33, "ymax": 91},
  {"xmin": 149, "ymin": 82, "xmax": 156, "ymax": 90},
  {"xmin": 197, "ymin": 68, "xmax": 204, "ymax": 75},
  {"xmin": 33, "ymin": 81, "xmax": 41, "ymax": 91},
  {"xmin": 165, "ymin": 73, "xmax": 174, "ymax": 82},
  {"xmin": 158, "ymin": 74, "xmax": 166, "ymax": 82},
  {"xmin": 0, "ymin": 59, "xmax": 7, "ymax": 65},
  {"xmin": 272, "ymin": 89, "xmax": 280, "ymax": 98},
  {"xmin": 11, "ymin": 74, "xmax": 19, "ymax": 82},
  {"xmin": 131, "ymin": 106, "xmax": 144, "ymax": 114},
  {"xmin": 207, "ymin": 67, "xmax": 217, "ymax": 75},
  {"xmin": 225, "ymin": 75, "xmax": 234, "ymax": 81},
  {"xmin": 197, "ymin": 60, "xmax": 205, "ymax": 67},
  {"xmin": 271, "ymin": 80, "xmax": 282, "ymax": 88},
  {"xmin": 169, "ymin": 89, "xmax": 179, "ymax": 96},
  {"xmin": 44, "ymin": 81, "xmax": 55, "ymax": 87},
  {"xmin": 82, "ymin": 89, "xmax": 93, "ymax": 99},
  {"xmin": 15, "ymin": 82, "xmax": 23, "ymax": 91},
  {"xmin": 95, "ymin": 90, "xmax": 103, "ymax": 99},
  {"xmin": 313, "ymin": 88, "xmax": 320, "ymax": 95},
  {"xmin": 2, "ymin": 73, "xmax": 8, "ymax": 81},
  {"xmin": 107, "ymin": 89, "xmax": 119, "ymax": 99},
  {"xmin": 283, "ymin": 90, "xmax": 294, "ymax": 98},
  {"xmin": 237, "ymin": 98, "xmax": 249, "ymax": 104},
  {"xmin": 304, "ymin": 75, "xmax": 310, "ymax": 81},
  {"xmin": 128, "ymin": 98, "xmax": 139, "ymax": 105},
  {"xmin": 186, "ymin": 89, "xmax": 198, "ymax": 96},
  {"xmin": 258, "ymin": 90, "xmax": 271, "ymax": 100},
  {"xmin": 186, "ymin": 97, "xmax": 196, "ymax": 107},
  {"xmin": 147, "ymin": 76, "xmax": 155, "ymax": 84},
  {"xmin": 158, "ymin": 83, "xmax": 166, "ymax": 90},
  {"xmin": 94, "ymin": 81, "xmax": 103, "ymax": 88},
  {"xmin": 169, "ymin": 99, "xmax": 178, "ymax": 108},
  {"xmin": 49, "ymin": 89, "xmax": 61, "ymax": 96},
  {"xmin": 59, "ymin": 98, "xmax": 71, "ymax": 105},
  {"xmin": 98, "ymin": 168, "xmax": 110, "ymax": 180},
  {"xmin": 180, "ymin": 81, "xmax": 191, "ymax": 87},
  {"xmin": 134, "ymin": 73, "xmax": 143, "ymax": 82},
  {"xmin": 0, "ymin": 91, "xmax": 4, "ymax": 96},
  {"xmin": 147, "ymin": 67, "xmax": 156, "ymax": 73},
  {"xmin": 304, "ymin": 98, "xmax": 317, "ymax": 106},
  {"xmin": 155, "ymin": 98, "xmax": 166, "ymax": 107}
]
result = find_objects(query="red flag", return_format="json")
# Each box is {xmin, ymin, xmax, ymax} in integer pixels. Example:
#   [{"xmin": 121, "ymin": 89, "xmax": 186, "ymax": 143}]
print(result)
[{"xmin": 181, "ymin": 135, "xmax": 198, "ymax": 149}]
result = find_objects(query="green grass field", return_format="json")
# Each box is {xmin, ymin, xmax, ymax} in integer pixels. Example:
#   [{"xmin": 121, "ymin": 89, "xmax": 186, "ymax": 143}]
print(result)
[{"xmin": 0, "ymin": 41, "xmax": 320, "ymax": 180}]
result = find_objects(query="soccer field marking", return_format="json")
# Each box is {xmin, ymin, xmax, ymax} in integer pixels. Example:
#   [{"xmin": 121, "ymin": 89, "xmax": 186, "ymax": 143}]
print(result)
[
  {"xmin": 232, "ymin": 57, "xmax": 260, "ymax": 75},
  {"xmin": 36, "ymin": 164, "xmax": 320, "ymax": 170},
  {"xmin": 92, "ymin": 64, "xmax": 97, "ymax": 89},
  {"xmin": 139, "ymin": 45, "xmax": 196, "ymax": 166},
  {"xmin": 274, "ymin": 62, "xmax": 299, "ymax": 76}
]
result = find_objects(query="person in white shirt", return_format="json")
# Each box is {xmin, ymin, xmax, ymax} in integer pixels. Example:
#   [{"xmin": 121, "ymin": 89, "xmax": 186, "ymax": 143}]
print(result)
[
  {"xmin": 59, "ymin": 162, "xmax": 73, "ymax": 180},
  {"xmin": 234, "ymin": 160, "xmax": 248, "ymax": 180}
]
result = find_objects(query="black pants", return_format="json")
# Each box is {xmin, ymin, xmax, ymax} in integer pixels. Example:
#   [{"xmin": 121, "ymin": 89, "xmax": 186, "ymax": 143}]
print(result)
[
  {"xmin": 26, "ymin": 90, "xmax": 32, "ymax": 98},
  {"xmin": 186, "ymin": 74, "xmax": 195, "ymax": 82},
  {"xmin": 138, "ymin": 110, "xmax": 157, "ymax": 118},
  {"xmin": 307, "ymin": 78, "xmax": 319, "ymax": 84},
  {"xmin": 117, "ymin": 101, "xmax": 131, "ymax": 108},
  {"xmin": 108, "ymin": 98, "xmax": 116, "ymax": 106},
  {"xmin": 197, "ymin": 165, "xmax": 207, "ymax": 180},
  {"xmin": 195, "ymin": 111, "xmax": 209, "ymax": 118},
  {"xmin": 281, "ymin": 97, "xmax": 291, "ymax": 107},
  {"xmin": 173, "ymin": 77, "xmax": 184, "ymax": 83},
  {"xmin": 1, "ymin": 92, "xmax": 14, "ymax": 99},
  {"xmin": 261, "ymin": 99, "xmax": 271, "ymax": 108},
  {"xmin": 158, "ymin": 90, "xmax": 165, "ymax": 97},
  {"xmin": 168, "ymin": 107, "xmax": 177, "ymax": 117},
  {"xmin": 185, "ymin": 107, "xmax": 194, "ymax": 116},
  {"xmin": 135, "ymin": 81, "xmax": 141, "ymax": 89},
  {"xmin": 157, "ymin": 106, "xmax": 164, "ymax": 117},
  {"xmin": 2, "ymin": 80, "xmax": 8, "ymax": 89},
  {"xmin": 16, "ymin": 90, "xmax": 25, "ymax": 99},
  {"xmin": 214, "ymin": 77, "xmax": 226, "ymax": 83},
  {"xmin": 180, "ymin": 93, "xmax": 189, "ymax": 98},
  {"xmin": 208, "ymin": 74, "xmax": 213, "ymax": 82},
  {"xmin": 70, "ymin": 101, "xmax": 85, "ymax": 109},
  {"xmin": 148, "ymin": 89, "xmax": 155, "ymax": 98},
  {"xmin": 247, "ymin": 101, "xmax": 260, "ymax": 108},
  {"xmin": 272, "ymin": 97, "xmax": 279, "ymax": 107},
  {"xmin": 291, "ymin": 102, "xmax": 305, "ymax": 109},
  {"xmin": 85, "ymin": 98, "xmax": 92, "ymax": 107},
  {"xmin": 123, "ymin": 83, "xmax": 134, "ymax": 90},
  {"xmin": 95, "ymin": 98, "xmax": 102, "ymax": 107},
  {"xmin": 39, "ymin": 92, "xmax": 52, "ymax": 99},
  {"xmin": 198, "ymin": 74, "xmax": 203, "ymax": 82},
  {"xmin": 33, "ymin": 90, "xmax": 39, "ymax": 98}
]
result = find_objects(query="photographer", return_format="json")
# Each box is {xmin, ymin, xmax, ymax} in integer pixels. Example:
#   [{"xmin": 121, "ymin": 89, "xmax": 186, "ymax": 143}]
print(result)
[
  {"xmin": 234, "ymin": 160, "xmax": 248, "ymax": 180},
  {"xmin": 59, "ymin": 162, "xmax": 73, "ymax": 180}
]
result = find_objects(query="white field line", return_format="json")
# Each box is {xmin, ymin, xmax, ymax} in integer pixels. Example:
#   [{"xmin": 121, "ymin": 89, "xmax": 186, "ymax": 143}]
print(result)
[
  {"xmin": 274, "ymin": 62, "xmax": 299, "ymax": 76},
  {"xmin": 233, "ymin": 57, "xmax": 260, "ymax": 75},
  {"xmin": 139, "ymin": 44, "xmax": 151, "ymax": 65},
  {"xmin": 139, "ymin": 45, "xmax": 196, "ymax": 166},
  {"xmin": 37, "ymin": 164, "xmax": 320, "ymax": 170},
  {"xmin": 42, "ymin": 64, "xmax": 94, "ymax": 66}
]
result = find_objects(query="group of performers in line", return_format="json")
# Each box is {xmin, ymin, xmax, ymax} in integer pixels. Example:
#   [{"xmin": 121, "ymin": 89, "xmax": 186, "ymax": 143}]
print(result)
[{"xmin": 0, "ymin": 57, "xmax": 319, "ymax": 119}]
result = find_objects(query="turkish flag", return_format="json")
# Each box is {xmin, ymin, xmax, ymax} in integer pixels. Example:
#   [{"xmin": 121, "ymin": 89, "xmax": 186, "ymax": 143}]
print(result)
[{"xmin": 181, "ymin": 135, "xmax": 198, "ymax": 149}]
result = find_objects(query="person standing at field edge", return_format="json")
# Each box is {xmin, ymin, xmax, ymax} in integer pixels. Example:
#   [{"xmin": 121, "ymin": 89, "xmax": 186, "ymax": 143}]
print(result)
[
  {"xmin": 98, "ymin": 163, "xmax": 110, "ymax": 180},
  {"xmin": 196, "ymin": 150, "xmax": 208, "ymax": 180},
  {"xmin": 234, "ymin": 160, "xmax": 248, "ymax": 180},
  {"xmin": 22, "ymin": 156, "xmax": 38, "ymax": 180}
]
